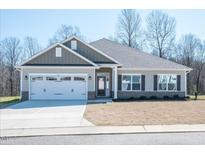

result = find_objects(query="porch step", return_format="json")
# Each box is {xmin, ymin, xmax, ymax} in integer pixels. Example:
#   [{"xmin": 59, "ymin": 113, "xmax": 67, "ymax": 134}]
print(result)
[{"xmin": 87, "ymin": 99, "xmax": 113, "ymax": 104}]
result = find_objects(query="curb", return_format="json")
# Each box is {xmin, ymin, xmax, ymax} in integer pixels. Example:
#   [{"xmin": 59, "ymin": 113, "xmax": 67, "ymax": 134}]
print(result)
[{"xmin": 1, "ymin": 124, "xmax": 205, "ymax": 137}]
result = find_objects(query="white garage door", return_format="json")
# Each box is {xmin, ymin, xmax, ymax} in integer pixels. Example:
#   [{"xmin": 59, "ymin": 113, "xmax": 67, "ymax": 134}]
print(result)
[{"xmin": 29, "ymin": 74, "xmax": 87, "ymax": 100}]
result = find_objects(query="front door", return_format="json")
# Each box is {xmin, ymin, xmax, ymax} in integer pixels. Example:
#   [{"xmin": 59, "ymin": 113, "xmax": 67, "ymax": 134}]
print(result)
[{"xmin": 97, "ymin": 76, "xmax": 106, "ymax": 96}]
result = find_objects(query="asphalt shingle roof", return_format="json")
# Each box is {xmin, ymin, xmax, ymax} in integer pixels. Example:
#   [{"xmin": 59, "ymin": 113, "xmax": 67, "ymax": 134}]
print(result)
[{"xmin": 90, "ymin": 38, "xmax": 191, "ymax": 70}]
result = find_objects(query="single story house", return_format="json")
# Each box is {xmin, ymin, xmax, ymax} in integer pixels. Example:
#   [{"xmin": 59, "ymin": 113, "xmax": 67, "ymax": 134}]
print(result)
[{"xmin": 16, "ymin": 36, "xmax": 192, "ymax": 101}]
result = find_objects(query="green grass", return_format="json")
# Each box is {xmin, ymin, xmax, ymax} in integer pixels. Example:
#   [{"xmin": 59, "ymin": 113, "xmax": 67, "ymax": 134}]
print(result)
[
  {"xmin": 190, "ymin": 95, "xmax": 205, "ymax": 100},
  {"xmin": 0, "ymin": 96, "xmax": 20, "ymax": 104}
]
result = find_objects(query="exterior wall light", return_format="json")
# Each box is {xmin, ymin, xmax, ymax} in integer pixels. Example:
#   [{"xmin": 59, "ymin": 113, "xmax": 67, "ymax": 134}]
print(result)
[
  {"xmin": 88, "ymin": 76, "xmax": 92, "ymax": 80},
  {"xmin": 25, "ymin": 75, "xmax": 28, "ymax": 80}
]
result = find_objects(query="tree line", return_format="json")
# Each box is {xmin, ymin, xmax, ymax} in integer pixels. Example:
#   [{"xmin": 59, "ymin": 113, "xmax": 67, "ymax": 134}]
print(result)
[
  {"xmin": 0, "ymin": 9, "xmax": 204, "ymax": 96},
  {"xmin": 114, "ymin": 10, "xmax": 205, "ymax": 95}
]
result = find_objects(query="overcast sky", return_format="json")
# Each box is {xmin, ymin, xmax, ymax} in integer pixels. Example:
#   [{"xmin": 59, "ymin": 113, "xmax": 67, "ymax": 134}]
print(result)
[{"xmin": 1, "ymin": 9, "xmax": 205, "ymax": 47}]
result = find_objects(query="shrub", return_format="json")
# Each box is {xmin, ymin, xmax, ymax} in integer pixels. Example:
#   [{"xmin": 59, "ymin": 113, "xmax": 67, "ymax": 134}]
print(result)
[
  {"xmin": 185, "ymin": 96, "xmax": 190, "ymax": 99},
  {"xmin": 129, "ymin": 97, "xmax": 135, "ymax": 100},
  {"xmin": 150, "ymin": 96, "xmax": 158, "ymax": 100},
  {"xmin": 173, "ymin": 95, "xmax": 179, "ymax": 100},
  {"xmin": 139, "ymin": 96, "xmax": 147, "ymax": 100},
  {"xmin": 163, "ymin": 96, "xmax": 170, "ymax": 100}
]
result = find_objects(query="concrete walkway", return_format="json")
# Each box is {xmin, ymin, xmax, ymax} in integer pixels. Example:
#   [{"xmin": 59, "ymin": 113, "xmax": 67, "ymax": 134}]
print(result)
[{"xmin": 1, "ymin": 124, "xmax": 205, "ymax": 137}]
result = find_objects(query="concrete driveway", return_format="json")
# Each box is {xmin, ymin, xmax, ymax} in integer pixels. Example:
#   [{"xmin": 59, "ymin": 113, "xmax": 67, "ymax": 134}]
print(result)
[{"xmin": 0, "ymin": 100, "xmax": 93, "ymax": 130}]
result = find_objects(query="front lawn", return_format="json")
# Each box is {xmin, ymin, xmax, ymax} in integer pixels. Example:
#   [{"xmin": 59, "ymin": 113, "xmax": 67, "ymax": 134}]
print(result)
[
  {"xmin": 84, "ymin": 100, "xmax": 205, "ymax": 126},
  {"xmin": 0, "ymin": 96, "xmax": 20, "ymax": 104}
]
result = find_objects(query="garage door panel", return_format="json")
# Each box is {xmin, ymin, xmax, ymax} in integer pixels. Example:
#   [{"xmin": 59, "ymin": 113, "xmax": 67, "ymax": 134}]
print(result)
[
  {"xmin": 30, "ymin": 74, "xmax": 87, "ymax": 100},
  {"xmin": 30, "ymin": 77, "xmax": 46, "ymax": 100}
]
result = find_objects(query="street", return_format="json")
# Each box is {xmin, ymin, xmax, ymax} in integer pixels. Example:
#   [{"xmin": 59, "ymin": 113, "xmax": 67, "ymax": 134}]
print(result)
[{"xmin": 1, "ymin": 132, "xmax": 205, "ymax": 145}]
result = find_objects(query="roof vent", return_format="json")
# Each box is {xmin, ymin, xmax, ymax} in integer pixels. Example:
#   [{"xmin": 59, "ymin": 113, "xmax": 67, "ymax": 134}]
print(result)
[{"xmin": 55, "ymin": 47, "xmax": 62, "ymax": 57}]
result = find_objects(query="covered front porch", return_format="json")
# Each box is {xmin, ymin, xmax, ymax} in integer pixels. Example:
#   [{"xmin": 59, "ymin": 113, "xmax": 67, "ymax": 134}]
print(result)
[{"xmin": 94, "ymin": 65, "xmax": 118, "ymax": 100}]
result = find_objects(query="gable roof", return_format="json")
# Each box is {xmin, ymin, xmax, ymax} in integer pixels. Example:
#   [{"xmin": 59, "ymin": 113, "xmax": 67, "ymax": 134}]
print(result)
[
  {"xmin": 90, "ymin": 38, "xmax": 192, "ymax": 71},
  {"xmin": 19, "ymin": 43, "xmax": 98, "ymax": 67},
  {"xmin": 62, "ymin": 36, "xmax": 121, "ymax": 65}
]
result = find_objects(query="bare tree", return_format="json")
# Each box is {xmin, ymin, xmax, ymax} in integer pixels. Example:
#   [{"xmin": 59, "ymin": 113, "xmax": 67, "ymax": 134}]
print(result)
[
  {"xmin": 176, "ymin": 34, "xmax": 201, "ymax": 94},
  {"xmin": 24, "ymin": 36, "xmax": 41, "ymax": 58},
  {"xmin": 0, "ymin": 49, "xmax": 5, "ymax": 96},
  {"xmin": 48, "ymin": 24, "xmax": 82, "ymax": 45},
  {"xmin": 116, "ymin": 9, "xmax": 141, "ymax": 48},
  {"xmin": 177, "ymin": 34, "xmax": 200, "ymax": 67},
  {"xmin": 194, "ymin": 41, "xmax": 205, "ymax": 95},
  {"xmin": 146, "ymin": 10, "xmax": 176, "ymax": 58},
  {"xmin": 0, "ymin": 37, "xmax": 22, "ymax": 96}
]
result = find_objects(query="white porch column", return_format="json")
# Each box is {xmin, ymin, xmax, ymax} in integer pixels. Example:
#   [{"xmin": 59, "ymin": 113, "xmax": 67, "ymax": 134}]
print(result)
[
  {"xmin": 114, "ymin": 66, "xmax": 118, "ymax": 99},
  {"xmin": 185, "ymin": 71, "xmax": 187, "ymax": 96},
  {"xmin": 19, "ymin": 68, "xmax": 23, "ymax": 100}
]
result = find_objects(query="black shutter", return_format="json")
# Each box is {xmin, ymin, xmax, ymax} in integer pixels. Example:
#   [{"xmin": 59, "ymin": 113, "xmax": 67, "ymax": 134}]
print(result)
[
  {"xmin": 154, "ymin": 75, "xmax": 158, "ymax": 91},
  {"xmin": 118, "ymin": 75, "xmax": 122, "ymax": 90},
  {"xmin": 177, "ymin": 75, "xmax": 181, "ymax": 91},
  {"xmin": 141, "ymin": 75, "xmax": 145, "ymax": 91}
]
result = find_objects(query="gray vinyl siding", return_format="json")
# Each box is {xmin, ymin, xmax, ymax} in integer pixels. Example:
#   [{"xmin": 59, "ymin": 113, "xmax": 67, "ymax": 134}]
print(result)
[
  {"xmin": 63, "ymin": 39, "xmax": 116, "ymax": 64},
  {"xmin": 24, "ymin": 45, "xmax": 92, "ymax": 66}
]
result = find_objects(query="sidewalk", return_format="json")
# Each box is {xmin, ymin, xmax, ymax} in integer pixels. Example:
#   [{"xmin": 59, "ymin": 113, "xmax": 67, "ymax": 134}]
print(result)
[{"xmin": 1, "ymin": 124, "xmax": 205, "ymax": 137}]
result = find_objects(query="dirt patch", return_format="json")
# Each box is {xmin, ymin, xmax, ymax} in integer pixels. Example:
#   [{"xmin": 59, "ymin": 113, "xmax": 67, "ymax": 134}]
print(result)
[{"xmin": 84, "ymin": 100, "xmax": 205, "ymax": 126}]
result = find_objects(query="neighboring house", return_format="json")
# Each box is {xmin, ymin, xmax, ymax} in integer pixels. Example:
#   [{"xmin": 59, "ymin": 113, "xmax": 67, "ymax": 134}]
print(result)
[{"xmin": 16, "ymin": 36, "xmax": 192, "ymax": 101}]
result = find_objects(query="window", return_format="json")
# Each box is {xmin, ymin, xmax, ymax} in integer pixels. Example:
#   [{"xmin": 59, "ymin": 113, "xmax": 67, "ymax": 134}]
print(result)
[
  {"xmin": 122, "ymin": 75, "xmax": 131, "ymax": 90},
  {"xmin": 74, "ymin": 76, "xmax": 85, "ymax": 81},
  {"xmin": 158, "ymin": 75, "xmax": 167, "ymax": 91},
  {"xmin": 122, "ymin": 75, "xmax": 141, "ymax": 91},
  {"xmin": 158, "ymin": 74, "xmax": 177, "ymax": 91},
  {"xmin": 60, "ymin": 76, "xmax": 71, "ymax": 81},
  {"xmin": 168, "ymin": 75, "xmax": 177, "ymax": 90},
  {"xmin": 132, "ymin": 75, "xmax": 141, "ymax": 90},
  {"xmin": 98, "ymin": 78, "xmax": 105, "ymax": 90},
  {"xmin": 71, "ymin": 40, "xmax": 77, "ymax": 50},
  {"xmin": 55, "ymin": 47, "xmax": 62, "ymax": 57},
  {"xmin": 46, "ymin": 76, "xmax": 57, "ymax": 81}
]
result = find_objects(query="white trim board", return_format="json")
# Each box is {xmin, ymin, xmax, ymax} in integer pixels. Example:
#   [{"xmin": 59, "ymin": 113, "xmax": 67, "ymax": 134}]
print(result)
[
  {"xmin": 61, "ymin": 36, "xmax": 121, "ymax": 65},
  {"xmin": 19, "ymin": 43, "xmax": 98, "ymax": 67}
]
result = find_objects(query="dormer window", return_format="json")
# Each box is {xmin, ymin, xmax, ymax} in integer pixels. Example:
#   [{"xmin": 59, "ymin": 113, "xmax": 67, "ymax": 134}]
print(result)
[
  {"xmin": 71, "ymin": 40, "xmax": 77, "ymax": 50},
  {"xmin": 55, "ymin": 47, "xmax": 62, "ymax": 57}
]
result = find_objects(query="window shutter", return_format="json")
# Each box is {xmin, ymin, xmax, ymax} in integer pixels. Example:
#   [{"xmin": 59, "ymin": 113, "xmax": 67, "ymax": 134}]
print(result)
[
  {"xmin": 177, "ymin": 75, "xmax": 181, "ymax": 91},
  {"xmin": 141, "ymin": 75, "xmax": 145, "ymax": 91},
  {"xmin": 118, "ymin": 75, "xmax": 122, "ymax": 90},
  {"xmin": 154, "ymin": 75, "xmax": 158, "ymax": 91}
]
